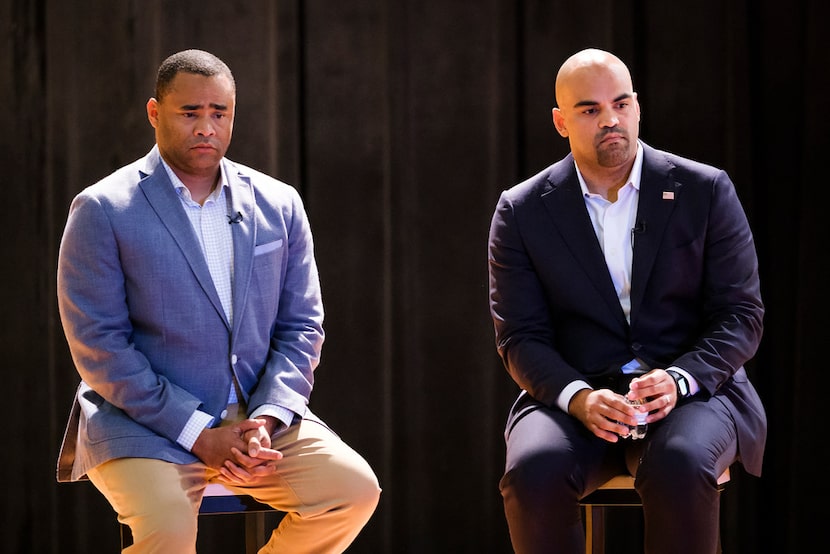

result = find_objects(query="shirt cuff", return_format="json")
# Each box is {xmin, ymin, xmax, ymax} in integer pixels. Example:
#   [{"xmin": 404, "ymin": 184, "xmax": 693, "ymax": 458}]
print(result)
[
  {"xmin": 250, "ymin": 404, "xmax": 296, "ymax": 430},
  {"xmin": 557, "ymin": 380, "xmax": 593, "ymax": 413},
  {"xmin": 176, "ymin": 410, "xmax": 215, "ymax": 451}
]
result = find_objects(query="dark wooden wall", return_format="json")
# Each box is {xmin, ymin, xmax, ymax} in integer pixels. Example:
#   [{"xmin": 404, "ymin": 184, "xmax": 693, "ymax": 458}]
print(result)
[{"xmin": 3, "ymin": 0, "xmax": 826, "ymax": 552}]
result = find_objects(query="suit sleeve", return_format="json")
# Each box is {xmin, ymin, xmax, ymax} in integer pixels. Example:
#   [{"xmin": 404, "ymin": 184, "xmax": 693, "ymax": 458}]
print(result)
[
  {"xmin": 672, "ymin": 170, "xmax": 764, "ymax": 394},
  {"xmin": 488, "ymin": 191, "xmax": 585, "ymax": 408},
  {"xmin": 57, "ymin": 191, "xmax": 203, "ymax": 444}
]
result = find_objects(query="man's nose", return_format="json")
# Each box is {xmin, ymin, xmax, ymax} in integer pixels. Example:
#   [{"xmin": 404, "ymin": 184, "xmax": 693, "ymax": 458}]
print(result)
[
  {"xmin": 194, "ymin": 117, "xmax": 216, "ymax": 136},
  {"xmin": 599, "ymin": 115, "xmax": 620, "ymax": 127},
  {"xmin": 599, "ymin": 111, "xmax": 619, "ymax": 128}
]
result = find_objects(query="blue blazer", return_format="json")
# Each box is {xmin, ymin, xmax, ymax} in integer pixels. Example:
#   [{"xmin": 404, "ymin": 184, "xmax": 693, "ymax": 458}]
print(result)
[
  {"xmin": 57, "ymin": 146, "xmax": 324, "ymax": 482},
  {"xmin": 488, "ymin": 142, "xmax": 767, "ymax": 476}
]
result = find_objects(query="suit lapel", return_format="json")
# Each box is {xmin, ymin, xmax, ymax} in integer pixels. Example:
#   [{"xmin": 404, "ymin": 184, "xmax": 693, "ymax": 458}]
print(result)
[
  {"xmin": 225, "ymin": 162, "xmax": 256, "ymax": 337},
  {"xmin": 629, "ymin": 146, "xmax": 681, "ymax": 321},
  {"xmin": 541, "ymin": 162, "xmax": 628, "ymax": 325},
  {"xmin": 138, "ymin": 148, "xmax": 228, "ymax": 326}
]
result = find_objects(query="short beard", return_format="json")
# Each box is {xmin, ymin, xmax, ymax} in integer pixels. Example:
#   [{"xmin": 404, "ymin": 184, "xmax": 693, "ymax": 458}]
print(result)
[
  {"xmin": 596, "ymin": 128, "xmax": 632, "ymax": 167},
  {"xmin": 597, "ymin": 142, "xmax": 631, "ymax": 167}
]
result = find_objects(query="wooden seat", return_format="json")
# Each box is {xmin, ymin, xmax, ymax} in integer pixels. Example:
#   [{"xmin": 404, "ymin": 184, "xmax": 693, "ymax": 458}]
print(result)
[
  {"xmin": 120, "ymin": 483, "xmax": 283, "ymax": 554},
  {"xmin": 578, "ymin": 468, "xmax": 731, "ymax": 554}
]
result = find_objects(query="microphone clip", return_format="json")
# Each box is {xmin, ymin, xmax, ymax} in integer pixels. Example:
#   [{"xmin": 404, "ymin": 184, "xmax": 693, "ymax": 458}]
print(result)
[{"xmin": 631, "ymin": 221, "xmax": 646, "ymax": 249}]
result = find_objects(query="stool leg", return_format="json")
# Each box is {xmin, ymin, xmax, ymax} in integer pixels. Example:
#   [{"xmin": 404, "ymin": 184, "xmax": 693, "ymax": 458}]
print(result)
[
  {"xmin": 120, "ymin": 523, "xmax": 133, "ymax": 548},
  {"xmin": 584, "ymin": 505, "xmax": 606, "ymax": 554},
  {"xmin": 585, "ymin": 504, "xmax": 605, "ymax": 554},
  {"xmin": 245, "ymin": 512, "xmax": 267, "ymax": 554}
]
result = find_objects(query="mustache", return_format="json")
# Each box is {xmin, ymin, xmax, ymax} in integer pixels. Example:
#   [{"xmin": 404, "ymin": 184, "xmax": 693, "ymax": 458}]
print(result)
[{"xmin": 597, "ymin": 127, "xmax": 627, "ymax": 140}]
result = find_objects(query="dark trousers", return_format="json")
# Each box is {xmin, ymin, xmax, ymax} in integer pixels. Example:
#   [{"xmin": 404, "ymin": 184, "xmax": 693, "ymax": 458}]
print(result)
[{"xmin": 499, "ymin": 397, "xmax": 737, "ymax": 554}]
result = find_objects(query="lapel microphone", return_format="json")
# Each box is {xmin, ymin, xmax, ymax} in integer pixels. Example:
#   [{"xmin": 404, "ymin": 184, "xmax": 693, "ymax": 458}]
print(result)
[
  {"xmin": 227, "ymin": 212, "xmax": 243, "ymax": 225},
  {"xmin": 631, "ymin": 221, "xmax": 647, "ymax": 250}
]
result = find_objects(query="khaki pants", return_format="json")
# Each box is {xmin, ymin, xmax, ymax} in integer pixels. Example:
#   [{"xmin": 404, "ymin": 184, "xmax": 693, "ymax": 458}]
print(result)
[{"xmin": 87, "ymin": 416, "xmax": 380, "ymax": 554}]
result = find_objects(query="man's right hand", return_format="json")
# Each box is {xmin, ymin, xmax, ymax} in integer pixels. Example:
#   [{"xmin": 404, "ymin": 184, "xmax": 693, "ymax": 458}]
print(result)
[
  {"xmin": 191, "ymin": 419, "xmax": 269, "ymax": 469},
  {"xmin": 568, "ymin": 388, "xmax": 638, "ymax": 442}
]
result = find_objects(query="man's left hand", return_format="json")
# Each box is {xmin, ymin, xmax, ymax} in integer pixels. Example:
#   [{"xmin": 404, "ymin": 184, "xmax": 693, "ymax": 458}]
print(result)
[{"xmin": 628, "ymin": 369, "xmax": 678, "ymax": 423}]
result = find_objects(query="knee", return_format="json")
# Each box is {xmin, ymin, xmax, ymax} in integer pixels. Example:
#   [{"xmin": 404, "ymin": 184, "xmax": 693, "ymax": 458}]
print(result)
[
  {"xmin": 346, "ymin": 463, "xmax": 381, "ymax": 517},
  {"xmin": 328, "ymin": 456, "xmax": 381, "ymax": 522},
  {"xmin": 639, "ymin": 439, "xmax": 712, "ymax": 490},
  {"xmin": 127, "ymin": 498, "xmax": 198, "ymax": 550},
  {"xmin": 501, "ymin": 452, "xmax": 578, "ymax": 506}
]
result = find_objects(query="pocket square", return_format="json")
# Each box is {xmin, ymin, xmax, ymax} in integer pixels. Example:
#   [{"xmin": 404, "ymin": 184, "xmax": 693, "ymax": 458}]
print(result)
[{"xmin": 254, "ymin": 239, "xmax": 283, "ymax": 256}]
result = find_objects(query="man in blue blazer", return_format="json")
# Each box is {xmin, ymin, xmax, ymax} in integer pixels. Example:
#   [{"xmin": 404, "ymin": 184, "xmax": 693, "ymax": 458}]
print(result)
[
  {"xmin": 56, "ymin": 49, "xmax": 379, "ymax": 553},
  {"xmin": 488, "ymin": 49, "xmax": 766, "ymax": 553}
]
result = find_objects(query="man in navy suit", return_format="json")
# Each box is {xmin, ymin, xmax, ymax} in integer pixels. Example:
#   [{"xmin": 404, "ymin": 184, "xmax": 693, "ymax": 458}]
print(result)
[
  {"xmin": 56, "ymin": 49, "xmax": 379, "ymax": 553},
  {"xmin": 488, "ymin": 48, "xmax": 766, "ymax": 553}
]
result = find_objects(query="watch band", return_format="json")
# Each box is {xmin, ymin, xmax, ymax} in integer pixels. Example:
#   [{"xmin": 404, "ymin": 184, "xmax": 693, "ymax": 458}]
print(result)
[{"xmin": 666, "ymin": 369, "xmax": 690, "ymax": 398}]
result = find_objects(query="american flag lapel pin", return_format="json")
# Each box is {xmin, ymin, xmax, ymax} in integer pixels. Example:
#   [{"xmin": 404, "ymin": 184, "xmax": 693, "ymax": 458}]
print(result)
[{"xmin": 662, "ymin": 191, "xmax": 675, "ymax": 200}]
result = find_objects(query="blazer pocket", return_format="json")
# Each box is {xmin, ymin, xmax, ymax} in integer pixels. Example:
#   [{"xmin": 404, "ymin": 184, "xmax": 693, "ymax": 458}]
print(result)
[{"xmin": 254, "ymin": 239, "xmax": 283, "ymax": 256}]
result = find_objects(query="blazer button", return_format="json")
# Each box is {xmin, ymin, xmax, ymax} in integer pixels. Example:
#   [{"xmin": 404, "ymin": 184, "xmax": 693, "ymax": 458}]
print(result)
[
  {"xmin": 220, "ymin": 409, "xmax": 228, "ymax": 419},
  {"xmin": 631, "ymin": 343, "xmax": 642, "ymax": 352}
]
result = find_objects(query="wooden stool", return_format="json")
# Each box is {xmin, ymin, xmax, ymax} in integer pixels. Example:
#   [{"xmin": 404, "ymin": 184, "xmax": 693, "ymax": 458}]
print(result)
[
  {"xmin": 120, "ymin": 483, "xmax": 283, "ymax": 554},
  {"xmin": 579, "ymin": 468, "xmax": 731, "ymax": 554}
]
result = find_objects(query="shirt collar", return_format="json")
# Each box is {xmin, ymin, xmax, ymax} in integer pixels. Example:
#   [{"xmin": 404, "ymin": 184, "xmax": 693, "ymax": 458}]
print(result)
[{"xmin": 159, "ymin": 156, "xmax": 228, "ymax": 204}]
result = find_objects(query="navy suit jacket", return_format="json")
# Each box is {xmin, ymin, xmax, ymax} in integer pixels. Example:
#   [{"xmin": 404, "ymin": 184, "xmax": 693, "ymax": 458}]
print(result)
[
  {"xmin": 57, "ymin": 146, "xmax": 324, "ymax": 481},
  {"xmin": 488, "ymin": 142, "xmax": 766, "ymax": 476}
]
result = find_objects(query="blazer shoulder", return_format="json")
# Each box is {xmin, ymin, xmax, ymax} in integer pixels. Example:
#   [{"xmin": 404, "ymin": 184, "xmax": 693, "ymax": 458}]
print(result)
[
  {"xmin": 644, "ymin": 143, "xmax": 724, "ymax": 183},
  {"xmin": 503, "ymin": 155, "xmax": 576, "ymax": 203}
]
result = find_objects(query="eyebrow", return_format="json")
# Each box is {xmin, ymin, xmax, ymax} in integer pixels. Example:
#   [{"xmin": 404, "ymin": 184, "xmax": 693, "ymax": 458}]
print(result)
[
  {"xmin": 573, "ymin": 93, "xmax": 632, "ymax": 108},
  {"xmin": 180, "ymin": 103, "xmax": 229, "ymax": 111}
]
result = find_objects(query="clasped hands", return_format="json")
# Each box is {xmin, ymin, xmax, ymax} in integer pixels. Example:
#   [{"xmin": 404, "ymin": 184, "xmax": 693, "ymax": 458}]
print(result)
[
  {"xmin": 569, "ymin": 369, "xmax": 678, "ymax": 443},
  {"xmin": 192, "ymin": 416, "xmax": 283, "ymax": 484}
]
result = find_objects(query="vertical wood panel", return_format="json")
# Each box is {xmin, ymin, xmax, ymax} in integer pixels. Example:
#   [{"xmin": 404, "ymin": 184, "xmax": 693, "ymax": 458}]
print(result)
[
  {"xmin": 6, "ymin": 3, "xmax": 52, "ymax": 554},
  {"xmin": 300, "ymin": 2, "xmax": 391, "ymax": 550},
  {"xmin": 377, "ymin": 1, "xmax": 519, "ymax": 550}
]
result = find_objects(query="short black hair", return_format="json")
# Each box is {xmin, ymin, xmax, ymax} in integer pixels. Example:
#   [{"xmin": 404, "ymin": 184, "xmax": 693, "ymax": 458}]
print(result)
[{"xmin": 155, "ymin": 49, "xmax": 235, "ymax": 100}]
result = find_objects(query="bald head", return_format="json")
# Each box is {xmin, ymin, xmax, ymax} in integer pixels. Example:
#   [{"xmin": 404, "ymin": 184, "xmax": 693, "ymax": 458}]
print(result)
[{"xmin": 555, "ymin": 49, "xmax": 633, "ymax": 108}]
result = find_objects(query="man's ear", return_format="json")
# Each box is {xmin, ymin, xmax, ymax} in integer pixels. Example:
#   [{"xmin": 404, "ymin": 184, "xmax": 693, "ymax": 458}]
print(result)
[
  {"xmin": 634, "ymin": 92, "xmax": 641, "ymax": 122},
  {"xmin": 552, "ymin": 107, "xmax": 568, "ymax": 138},
  {"xmin": 146, "ymin": 98, "xmax": 159, "ymax": 128}
]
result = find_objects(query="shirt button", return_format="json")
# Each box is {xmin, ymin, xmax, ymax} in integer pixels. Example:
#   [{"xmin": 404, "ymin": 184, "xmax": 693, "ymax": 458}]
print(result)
[
  {"xmin": 220, "ymin": 410, "xmax": 228, "ymax": 419},
  {"xmin": 231, "ymin": 354, "xmax": 238, "ymax": 365}
]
